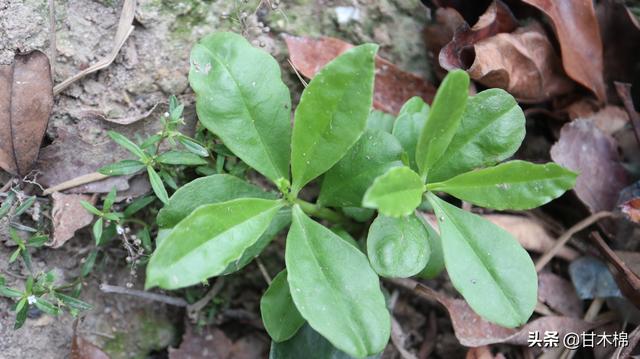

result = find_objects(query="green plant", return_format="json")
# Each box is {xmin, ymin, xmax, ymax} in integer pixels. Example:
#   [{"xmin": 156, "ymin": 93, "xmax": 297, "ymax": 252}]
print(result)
[{"xmin": 130, "ymin": 32, "xmax": 574, "ymax": 357}]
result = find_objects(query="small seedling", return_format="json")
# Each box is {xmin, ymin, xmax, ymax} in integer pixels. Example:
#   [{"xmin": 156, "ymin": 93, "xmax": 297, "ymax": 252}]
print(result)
[{"xmin": 106, "ymin": 32, "xmax": 575, "ymax": 357}]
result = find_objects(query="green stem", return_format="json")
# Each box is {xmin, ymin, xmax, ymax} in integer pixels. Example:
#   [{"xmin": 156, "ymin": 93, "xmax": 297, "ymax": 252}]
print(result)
[{"xmin": 295, "ymin": 199, "xmax": 350, "ymax": 226}]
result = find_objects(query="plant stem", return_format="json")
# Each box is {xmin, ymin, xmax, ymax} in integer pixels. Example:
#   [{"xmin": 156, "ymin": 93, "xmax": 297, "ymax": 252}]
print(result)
[{"xmin": 295, "ymin": 199, "xmax": 352, "ymax": 227}]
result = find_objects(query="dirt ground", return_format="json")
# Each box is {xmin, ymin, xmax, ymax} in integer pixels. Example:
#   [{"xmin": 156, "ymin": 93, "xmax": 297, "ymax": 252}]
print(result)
[{"xmin": 0, "ymin": 1, "xmax": 434, "ymax": 358}]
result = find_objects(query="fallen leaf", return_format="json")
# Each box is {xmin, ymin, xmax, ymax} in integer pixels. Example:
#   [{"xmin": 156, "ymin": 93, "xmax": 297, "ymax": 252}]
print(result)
[
  {"xmin": 439, "ymin": 0, "xmax": 518, "ymax": 71},
  {"xmin": 618, "ymin": 181, "xmax": 640, "ymax": 223},
  {"xmin": 483, "ymin": 214, "xmax": 579, "ymax": 261},
  {"xmin": 522, "ymin": 0, "xmax": 606, "ymax": 102},
  {"xmin": 466, "ymin": 22, "xmax": 574, "ymax": 102},
  {"xmin": 71, "ymin": 335, "xmax": 110, "ymax": 359},
  {"xmin": 550, "ymin": 119, "xmax": 629, "ymax": 213},
  {"xmin": 410, "ymin": 282, "xmax": 601, "ymax": 347},
  {"xmin": 423, "ymin": 7, "xmax": 466, "ymax": 79},
  {"xmin": 568, "ymin": 256, "xmax": 622, "ymax": 300},
  {"xmin": 283, "ymin": 34, "xmax": 435, "ymax": 114},
  {"xmin": 0, "ymin": 50, "xmax": 53, "ymax": 176},
  {"xmin": 591, "ymin": 234, "xmax": 640, "ymax": 307},
  {"xmin": 50, "ymin": 192, "xmax": 95, "ymax": 248},
  {"xmin": 538, "ymin": 272, "xmax": 583, "ymax": 317}
]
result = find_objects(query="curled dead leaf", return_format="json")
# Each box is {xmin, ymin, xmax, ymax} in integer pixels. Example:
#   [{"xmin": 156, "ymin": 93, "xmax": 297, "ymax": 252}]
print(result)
[
  {"xmin": 467, "ymin": 22, "xmax": 574, "ymax": 102},
  {"xmin": 50, "ymin": 192, "xmax": 95, "ymax": 248},
  {"xmin": 283, "ymin": 34, "xmax": 435, "ymax": 114},
  {"xmin": 0, "ymin": 50, "xmax": 53, "ymax": 176},
  {"xmin": 424, "ymin": 7, "xmax": 466, "ymax": 79},
  {"xmin": 439, "ymin": 0, "xmax": 518, "ymax": 71},
  {"xmin": 523, "ymin": 0, "xmax": 606, "ymax": 102},
  {"xmin": 550, "ymin": 119, "xmax": 629, "ymax": 213}
]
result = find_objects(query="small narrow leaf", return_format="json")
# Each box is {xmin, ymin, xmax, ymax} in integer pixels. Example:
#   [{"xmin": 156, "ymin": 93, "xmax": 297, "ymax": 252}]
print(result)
[
  {"xmin": 427, "ymin": 89, "xmax": 525, "ymax": 182},
  {"xmin": 98, "ymin": 160, "xmax": 145, "ymax": 176},
  {"xmin": 14, "ymin": 196, "xmax": 36, "ymax": 217},
  {"xmin": 156, "ymin": 151, "xmax": 208, "ymax": 166},
  {"xmin": 427, "ymin": 193, "xmax": 537, "ymax": 328},
  {"xmin": 261, "ymin": 270, "xmax": 306, "ymax": 342},
  {"xmin": 427, "ymin": 161, "xmax": 577, "ymax": 210},
  {"xmin": 107, "ymin": 131, "xmax": 147, "ymax": 160},
  {"xmin": 103, "ymin": 187, "xmax": 117, "ymax": 212},
  {"xmin": 189, "ymin": 32, "xmax": 291, "ymax": 182},
  {"xmin": 363, "ymin": 166, "xmax": 425, "ymax": 217},
  {"xmin": 392, "ymin": 97, "xmax": 429, "ymax": 170},
  {"xmin": 92, "ymin": 218, "xmax": 103, "ymax": 245},
  {"xmin": 318, "ymin": 129, "xmax": 403, "ymax": 207},
  {"xmin": 415, "ymin": 70, "xmax": 469, "ymax": 177},
  {"xmin": 417, "ymin": 216, "xmax": 445, "ymax": 279},
  {"xmin": 291, "ymin": 44, "xmax": 379, "ymax": 194},
  {"xmin": 157, "ymin": 174, "xmax": 275, "ymax": 228},
  {"xmin": 146, "ymin": 198, "xmax": 282, "ymax": 289},
  {"xmin": 366, "ymin": 213, "xmax": 430, "ymax": 278},
  {"xmin": 147, "ymin": 166, "xmax": 169, "ymax": 204},
  {"xmin": 286, "ymin": 206, "xmax": 390, "ymax": 357},
  {"xmin": 178, "ymin": 136, "xmax": 209, "ymax": 157}
]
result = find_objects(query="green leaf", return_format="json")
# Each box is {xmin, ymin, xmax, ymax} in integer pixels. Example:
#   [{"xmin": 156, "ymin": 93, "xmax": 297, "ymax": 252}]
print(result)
[
  {"xmin": 392, "ymin": 97, "xmax": 429, "ymax": 171},
  {"xmin": 366, "ymin": 110, "xmax": 395, "ymax": 133},
  {"xmin": 103, "ymin": 187, "xmax": 117, "ymax": 212},
  {"xmin": 34, "ymin": 298, "xmax": 61, "ymax": 316},
  {"xmin": 124, "ymin": 196, "xmax": 155, "ymax": 218},
  {"xmin": 0, "ymin": 192, "xmax": 14, "ymax": 219},
  {"xmin": 362, "ymin": 166, "xmax": 425, "ymax": 217},
  {"xmin": 220, "ymin": 208, "xmax": 291, "ymax": 275},
  {"xmin": 146, "ymin": 198, "xmax": 282, "ymax": 289},
  {"xmin": 269, "ymin": 323, "xmax": 381, "ymax": 359},
  {"xmin": 54, "ymin": 292, "xmax": 93, "ymax": 311},
  {"xmin": 107, "ymin": 131, "xmax": 147, "ymax": 160},
  {"xmin": 366, "ymin": 213, "xmax": 430, "ymax": 278},
  {"xmin": 426, "ymin": 161, "xmax": 577, "ymax": 210},
  {"xmin": 147, "ymin": 166, "xmax": 169, "ymax": 204},
  {"xmin": 81, "ymin": 250, "xmax": 98, "ymax": 277},
  {"xmin": 14, "ymin": 298, "xmax": 28, "ymax": 329},
  {"xmin": 27, "ymin": 235, "xmax": 48, "ymax": 248},
  {"xmin": 415, "ymin": 70, "xmax": 469, "ymax": 177},
  {"xmin": 9, "ymin": 248, "xmax": 21, "ymax": 263},
  {"xmin": 427, "ymin": 89, "xmax": 526, "ymax": 182},
  {"xmin": 427, "ymin": 193, "xmax": 537, "ymax": 328},
  {"xmin": 178, "ymin": 136, "xmax": 209, "ymax": 157},
  {"xmin": 416, "ymin": 217, "xmax": 444, "ymax": 279},
  {"xmin": 92, "ymin": 218, "xmax": 103, "ymax": 245},
  {"xmin": 98, "ymin": 160, "xmax": 146, "ymax": 176},
  {"xmin": 189, "ymin": 32, "xmax": 291, "ymax": 182},
  {"xmin": 261, "ymin": 269, "xmax": 306, "ymax": 342},
  {"xmin": 14, "ymin": 196, "xmax": 35, "ymax": 216},
  {"xmin": 318, "ymin": 129, "xmax": 403, "ymax": 207},
  {"xmin": 0, "ymin": 284, "xmax": 22, "ymax": 298},
  {"xmin": 156, "ymin": 151, "xmax": 208, "ymax": 166},
  {"xmin": 80, "ymin": 201, "xmax": 102, "ymax": 216},
  {"xmin": 291, "ymin": 44, "xmax": 379, "ymax": 194},
  {"xmin": 157, "ymin": 174, "xmax": 274, "ymax": 228},
  {"xmin": 285, "ymin": 206, "xmax": 390, "ymax": 358}
]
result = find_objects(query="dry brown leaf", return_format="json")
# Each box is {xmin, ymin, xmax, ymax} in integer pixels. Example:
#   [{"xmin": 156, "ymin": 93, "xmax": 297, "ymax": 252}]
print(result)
[
  {"xmin": 550, "ymin": 119, "xmax": 629, "ymax": 213},
  {"xmin": 467, "ymin": 22, "xmax": 574, "ymax": 102},
  {"xmin": 0, "ymin": 50, "xmax": 53, "ymax": 176},
  {"xmin": 439, "ymin": 0, "xmax": 518, "ymax": 71},
  {"xmin": 538, "ymin": 272, "xmax": 583, "ymax": 317},
  {"xmin": 50, "ymin": 192, "xmax": 95, "ymax": 248},
  {"xmin": 591, "ymin": 234, "xmax": 640, "ymax": 308},
  {"xmin": 423, "ymin": 7, "xmax": 466, "ymax": 80},
  {"xmin": 283, "ymin": 34, "xmax": 435, "ymax": 115},
  {"xmin": 523, "ymin": 0, "xmax": 606, "ymax": 102},
  {"xmin": 411, "ymin": 283, "xmax": 600, "ymax": 347},
  {"xmin": 483, "ymin": 214, "xmax": 579, "ymax": 261},
  {"xmin": 71, "ymin": 335, "xmax": 110, "ymax": 359}
]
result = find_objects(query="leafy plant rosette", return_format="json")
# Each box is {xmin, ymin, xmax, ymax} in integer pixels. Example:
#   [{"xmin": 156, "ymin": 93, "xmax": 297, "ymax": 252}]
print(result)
[{"xmin": 142, "ymin": 32, "xmax": 576, "ymax": 357}]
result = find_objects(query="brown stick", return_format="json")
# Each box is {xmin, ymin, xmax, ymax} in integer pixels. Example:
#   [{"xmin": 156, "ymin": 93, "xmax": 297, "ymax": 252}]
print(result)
[
  {"xmin": 615, "ymin": 82, "xmax": 640, "ymax": 146},
  {"xmin": 99, "ymin": 283, "xmax": 188, "ymax": 307},
  {"xmin": 42, "ymin": 172, "xmax": 108, "ymax": 195}
]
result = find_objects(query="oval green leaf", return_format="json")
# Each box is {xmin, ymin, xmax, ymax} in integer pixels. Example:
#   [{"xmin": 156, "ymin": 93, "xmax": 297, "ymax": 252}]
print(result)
[
  {"xmin": 146, "ymin": 198, "xmax": 282, "ymax": 289},
  {"xmin": 157, "ymin": 174, "xmax": 275, "ymax": 228},
  {"xmin": 427, "ymin": 88, "xmax": 525, "ymax": 182},
  {"xmin": 415, "ymin": 70, "xmax": 469, "ymax": 177},
  {"xmin": 416, "ymin": 216, "xmax": 444, "ymax": 279},
  {"xmin": 318, "ymin": 129, "xmax": 403, "ymax": 207},
  {"xmin": 261, "ymin": 269, "xmax": 306, "ymax": 342},
  {"xmin": 427, "ymin": 161, "xmax": 577, "ymax": 210},
  {"xmin": 98, "ymin": 160, "xmax": 145, "ymax": 176},
  {"xmin": 362, "ymin": 166, "xmax": 425, "ymax": 217},
  {"xmin": 427, "ymin": 193, "xmax": 537, "ymax": 328},
  {"xmin": 189, "ymin": 32, "xmax": 291, "ymax": 182},
  {"xmin": 366, "ymin": 213, "xmax": 430, "ymax": 278},
  {"xmin": 392, "ymin": 97, "xmax": 429, "ymax": 171},
  {"xmin": 286, "ymin": 206, "xmax": 390, "ymax": 357},
  {"xmin": 156, "ymin": 151, "xmax": 208, "ymax": 166},
  {"xmin": 291, "ymin": 44, "xmax": 379, "ymax": 194}
]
